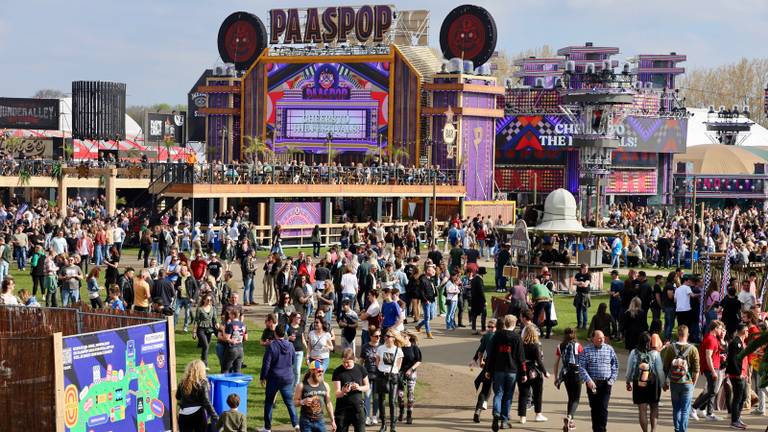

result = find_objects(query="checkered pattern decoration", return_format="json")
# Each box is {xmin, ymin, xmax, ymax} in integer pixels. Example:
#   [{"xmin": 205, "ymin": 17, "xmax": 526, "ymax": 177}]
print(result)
[
  {"xmin": 494, "ymin": 167, "xmax": 563, "ymax": 192},
  {"xmin": 700, "ymin": 254, "xmax": 711, "ymax": 330}
]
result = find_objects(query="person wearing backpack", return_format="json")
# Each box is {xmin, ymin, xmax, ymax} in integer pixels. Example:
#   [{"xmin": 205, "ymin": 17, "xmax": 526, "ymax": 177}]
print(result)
[
  {"xmin": 553, "ymin": 327, "xmax": 583, "ymax": 431},
  {"xmin": 661, "ymin": 324, "xmax": 700, "ymax": 432},
  {"xmin": 626, "ymin": 332, "xmax": 664, "ymax": 432}
]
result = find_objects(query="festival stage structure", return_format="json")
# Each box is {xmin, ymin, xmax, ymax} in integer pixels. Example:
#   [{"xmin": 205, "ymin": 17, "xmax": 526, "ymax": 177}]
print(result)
[
  {"xmin": 157, "ymin": 4, "xmax": 503, "ymax": 224},
  {"xmin": 496, "ymin": 44, "xmax": 690, "ymax": 209}
]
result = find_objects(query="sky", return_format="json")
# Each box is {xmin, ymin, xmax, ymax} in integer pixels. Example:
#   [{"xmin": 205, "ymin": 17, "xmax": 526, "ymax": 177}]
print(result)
[{"xmin": 1, "ymin": 0, "xmax": 766, "ymax": 106}]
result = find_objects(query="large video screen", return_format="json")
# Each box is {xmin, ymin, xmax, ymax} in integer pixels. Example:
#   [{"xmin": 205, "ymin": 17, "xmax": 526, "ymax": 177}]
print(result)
[{"xmin": 267, "ymin": 61, "xmax": 389, "ymax": 152}]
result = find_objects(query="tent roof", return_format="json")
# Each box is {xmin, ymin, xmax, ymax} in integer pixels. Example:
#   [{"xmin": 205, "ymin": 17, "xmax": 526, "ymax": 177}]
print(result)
[
  {"xmin": 673, "ymin": 144, "xmax": 766, "ymax": 175},
  {"xmin": 686, "ymin": 107, "xmax": 768, "ymax": 148}
]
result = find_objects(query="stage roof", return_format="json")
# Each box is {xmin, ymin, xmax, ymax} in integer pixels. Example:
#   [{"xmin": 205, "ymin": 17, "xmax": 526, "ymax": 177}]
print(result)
[
  {"xmin": 674, "ymin": 144, "xmax": 767, "ymax": 175},
  {"xmin": 686, "ymin": 107, "xmax": 768, "ymax": 147},
  {"xmin": 394, "ymin": 45, "xmax": 442, "ymax": 81}
]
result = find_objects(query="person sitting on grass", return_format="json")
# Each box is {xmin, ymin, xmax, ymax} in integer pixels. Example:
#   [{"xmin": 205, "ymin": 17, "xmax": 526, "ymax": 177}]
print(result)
[{"xmin": 215, "ymin": 393, "xmax": 246, "ymax": 432}]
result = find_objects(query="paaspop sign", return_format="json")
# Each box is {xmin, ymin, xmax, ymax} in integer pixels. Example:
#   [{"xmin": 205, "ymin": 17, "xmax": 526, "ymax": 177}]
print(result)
[{"xmin": 269, "ymin": 5, "xmax": 393, "ymax": 45}]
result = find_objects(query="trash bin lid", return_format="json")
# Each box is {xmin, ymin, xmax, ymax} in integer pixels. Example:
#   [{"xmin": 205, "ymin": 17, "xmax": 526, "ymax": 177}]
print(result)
[{"xmin": 208, "ymin": 373, "xmax": 254, "ymax": 384}]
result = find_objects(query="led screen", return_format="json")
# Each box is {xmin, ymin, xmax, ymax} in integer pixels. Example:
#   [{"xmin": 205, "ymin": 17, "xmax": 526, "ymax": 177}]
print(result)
[{"xmin": 266, "ymin": 61, "xmax": 389, "ymax": 152}]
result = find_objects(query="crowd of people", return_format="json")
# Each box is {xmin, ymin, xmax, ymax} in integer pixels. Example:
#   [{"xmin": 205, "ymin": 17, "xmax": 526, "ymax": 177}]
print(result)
[{"xmin": 1, "ymin": 195, "xmax": 767, "ymax": 432}]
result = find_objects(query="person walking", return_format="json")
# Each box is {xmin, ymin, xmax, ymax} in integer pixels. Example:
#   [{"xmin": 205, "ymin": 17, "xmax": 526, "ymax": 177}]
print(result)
[
  {"xmin": 661, "ymin": 325, "xmax": 700, "ymax": 432},
  {"xmin": 176, "ymin": 360, "xmax": 218, "ymax": 432},
  {"xmin": 294, "ymin": 360, "xmax": 336, "ymax": 432},
  {"xmin": 468, "ymin": 266, "xmax": 487, "ymax": 335},
  {"xmin": 626, "ymin": 332, "xmax": 664, "ymax": 432},
  {"xmin": 397, "ymin": 331, "xmax": 422, "ymax": 424},
  {"xmin": 192, "ymin": 294, "xmax": 217, "ymax": 368},
  {"xmin": 361, "ymin": 326, "xmax": 381, "ymax": 426},
  {"xmin": 260, "ymin": 325, "xmax": 299, "ymax": 432},
  {"xmin": 530, "ymin": 277, "xmax": 553, "ymax": 339},
  {"xmin": 554, "ymin": 327, "xmax": 583, "ymax": 431},
  {"xmin": 622, "ymin": 297, "xmax": 649, "ymax": 351},
  {"xmin": 287, "ymin": 312, "xmax": 308, "ymax": 387},
  {"xmin": 375, "ymin": 329, "xmax": 405, "ymax": 432},
  {"xmin": 577, "ymin": 330, "xmax": 619, "ymax": 432},
  {"xmin": 332, "ymin": 348, "xmax": 370, "ymax": 432},
  {"xmin": 725, "ymin": 323, "xmax": 749, "ymax": 429},
  {"xmin": 444, "ymin": 272, "xmax": 461, "ymax": 331},
  {"xmin": 573, "ymin": 264, "xmax": 592, "ymax": 329},
  {"xmin": 415, "ymin": 263, "xmax": 437, "ymax": 339},
  {"xmin": 692, "ymin": 320, "xmax": 725, "ymax": 421},
  {"xmin": 518, "ymin": 323, "xmax": 548, "ymax": 424},
  {"xmin": 219, "ymin": 307, "xmax": 247, "ymax": 373},
  {"xmin": 472, "ymin": 318, "xmax": 497, "ymax": 423},
  {"xmin": 485, "ymin": 314, "xmax": 526, "ymax": 432},
  {"xmin": 307, "ymin": 318, "xmax": 334, "ymax": 373}
]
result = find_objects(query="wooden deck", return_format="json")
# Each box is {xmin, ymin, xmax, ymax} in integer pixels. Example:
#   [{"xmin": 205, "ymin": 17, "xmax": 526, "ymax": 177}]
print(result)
[{"xmin": 152, "ymin": 182, "xmax": 465, "ymax": 199}]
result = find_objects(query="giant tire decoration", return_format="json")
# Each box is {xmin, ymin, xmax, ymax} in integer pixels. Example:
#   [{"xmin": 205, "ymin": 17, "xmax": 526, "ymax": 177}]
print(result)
[
  {"xmin": 217, "ymin": 11, "xmax": 267, "ymax": 71},
  {"xmin": 439, "ymin": 4, "xmax": 497, "ymax": 67}
]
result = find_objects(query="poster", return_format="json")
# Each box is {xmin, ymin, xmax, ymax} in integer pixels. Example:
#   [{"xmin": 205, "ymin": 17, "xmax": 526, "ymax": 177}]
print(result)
[
  {"xmin": 274, "ymin": 201, "xmax": 322, "ymax": 237},
  {"xmin": 145, "ymin": 112, "xmax": 186, "ymax": 145},
  {"xmin": 61, "ymin": 321, "xmax": 172, "ymax": 432}
]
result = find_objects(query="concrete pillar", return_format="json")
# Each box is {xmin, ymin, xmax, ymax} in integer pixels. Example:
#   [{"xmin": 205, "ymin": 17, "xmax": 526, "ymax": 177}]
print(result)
[
  {"xmin": 376, "ymin": 197, "xmax": 383, "ymax": 221},
  {"xmin": 394, "ymin": 197, "xmax": 402, "ymax": 220},
  {"xmin": 268, "ymin": 198, "xmax": 275, "ymax": 226},
  {"xmin": 424, "ymin": 197, "xmax": 431, "ymax": 221},
  {"xmin": 58, "ymin": 173, "xmax": 68, "ymax": 217},
  {"xmin": 325, "ymin": 197, "xmax": 333, "ymax": 246},
  {"xmin": 208, "ymin": 198, "xmax": 215, "ymax": 222},
  {"xmin": 175, "ymin": 199, "xmax": 184, "ymax": 218},
  {"xmin": 218, "ymin": 197, "xmax": 228, "ymax": 215},
  {"xmin": 105, "ymin": 168, "xmax": 117, "ymax": 215}
]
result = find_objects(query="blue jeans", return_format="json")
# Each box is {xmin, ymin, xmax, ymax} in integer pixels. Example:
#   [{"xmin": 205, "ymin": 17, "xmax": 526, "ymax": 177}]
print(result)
[
  {"xmin": 492, "ymin": 371, "xmax": 518, "ymax": 421},
  {"xmin": 299, "ymin": 416, "xmax": 326, "ymax": 432},
  {"xmin": 418, "ymin": 301, "xmax": 436, "ymax": 333},
  {"xmin": 365, "ymin": 376, "xmax": 378, "ymax": 419},
  {"xmin": 293, "ymin": 351, "xmax": 304, "ymax": 386},
  {"xmin": 175, "ymin": 297, "xmax": 192, "ymax": 328},
  {"xmin": 478, "ymin": 240, "xmax": 486, "ymax": 257},
  {"xmin": 670, "ymin": 383, "xmax": 693, "ymax": 432},
  {"xmin": 15, "ymin": 247, "xmax": 27, "ymax": 270},
  {"xmin": 0, "ymin": 260, "xmax": 8, "ymax": 284},
  {"xmin": 243, "ymin": 274, "xmax": 254, "ymax": 304},
  {"xmin": 264, "ymin": 380, "xmax": 298, "ymax": 430},
  {"xmin": 610, "ymin": 252, "xmax": 620, "ymax": 268},
  {"xmin": 445, "ymin": 299, "xmax": 457, "ymax": 330},
  {"xmin": 61, "ymin": 289, "xmax": 75, "ymax": 307},
  {"xmin": 576, "ymin": 305, "xmax": 588, "ymax": 328},
  {"xmin": 664, "ymin": 307, "xmax": 676, "ymax": 341}
]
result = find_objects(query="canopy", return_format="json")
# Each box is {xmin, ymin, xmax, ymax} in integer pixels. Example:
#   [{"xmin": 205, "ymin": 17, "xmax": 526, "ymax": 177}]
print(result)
[{"xmin": 673, "ymin": 144, "xmax": 765, "ymax": 175}]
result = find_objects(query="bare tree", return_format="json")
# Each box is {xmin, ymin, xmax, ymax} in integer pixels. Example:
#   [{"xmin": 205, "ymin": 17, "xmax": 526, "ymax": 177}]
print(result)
[
  {"xmin": 32, "ymin": 89, "xmax": 66, "ymax": 99},
  {"xmin": 679, "ymin": 58, "xmax": 768, "ymax": 128}
]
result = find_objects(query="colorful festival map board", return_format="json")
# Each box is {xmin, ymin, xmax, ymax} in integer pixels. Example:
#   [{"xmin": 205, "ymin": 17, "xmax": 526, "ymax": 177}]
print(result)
[{"xmin": 62, "ymin": 321, "xmax": 172, "ymax": 432}]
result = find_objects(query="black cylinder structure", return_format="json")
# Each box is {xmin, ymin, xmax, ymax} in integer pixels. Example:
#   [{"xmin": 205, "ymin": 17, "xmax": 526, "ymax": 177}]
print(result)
[{"xmin": 71, "ymin": 81, "xmax": 126, "ymax": 140}]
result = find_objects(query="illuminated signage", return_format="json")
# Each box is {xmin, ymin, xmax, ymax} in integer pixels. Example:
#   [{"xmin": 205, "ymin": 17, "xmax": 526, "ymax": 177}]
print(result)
[
  {"xmin": 269, "ymin": 5, "xmax": 394, "ymax": 45},
  {"xmin": 284, "ymin": 109, "xmax": 368, "ymax": 140}
]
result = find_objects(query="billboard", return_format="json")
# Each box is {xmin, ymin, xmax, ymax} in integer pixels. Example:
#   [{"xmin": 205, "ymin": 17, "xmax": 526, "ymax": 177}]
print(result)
[
  {"xmin": 495, "ymin": 114, "xmax": 688, "ymax": 164},
  {"xmin": 267, "ymin": 62, "xmax": 389, "ymax": 153},
  {"xmin": 605, "ymin": 169, "xmax": 658, "ymax": 195},
  {"xmin": 274, "ymin": 202, "xmax": 322, "ymax": 237},
  {"xmin": 187, "ymin": 70, "xmax": 213, "ymax": 142},
  {"xmin": 0, "ymin": 97, "xmax": 60, "ymax": 130},
  {"xmin": 0, "ymin": 137, "xmax": 53, "ymax": 158},
  {"xmin": 61, "ymin": 321, "xmax": 173, "ymax": 432},
  {"xmin": 145, "ymin": 112, "xmax": 186, "ymax": 145}
]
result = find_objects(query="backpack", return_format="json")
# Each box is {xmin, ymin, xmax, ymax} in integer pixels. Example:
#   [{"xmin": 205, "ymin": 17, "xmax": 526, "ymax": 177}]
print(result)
[
  {"xmin": 634, "ymin": 351, "xmax": 655, "ymax": 387},
  {"xmin": 669, "ymin": 344, "xmax": 693, "ymax": 384},
  {"xmin": 561, "ymin": 342, "xmax": 579, "ymax": 370}
]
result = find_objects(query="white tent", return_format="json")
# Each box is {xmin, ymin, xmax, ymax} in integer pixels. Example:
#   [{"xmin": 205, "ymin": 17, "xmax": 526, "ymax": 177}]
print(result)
[{"xmin": 686, "ymin": 107, "xmax": 768, "ymax": 147}]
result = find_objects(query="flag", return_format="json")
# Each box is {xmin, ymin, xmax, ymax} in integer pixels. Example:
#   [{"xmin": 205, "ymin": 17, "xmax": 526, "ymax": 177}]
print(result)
[
  {"xmin": 700, "ymin": 253, "xmax": 711, "ymax": 330},
  {"xmin": 720, "ymin": 247, "xmax": 732, "ymax": 298}
]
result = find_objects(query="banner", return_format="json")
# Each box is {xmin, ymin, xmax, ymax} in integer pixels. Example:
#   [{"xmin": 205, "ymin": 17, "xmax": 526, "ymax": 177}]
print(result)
[
  {"xmin": 0, "ymin": 97, "xmax": 60, "ymax": 130},
  {"xmin": 61, "ymin": 321, "xmax": 173, "ymax": 432},
  {"xmin": 145, "ymin": 112, "xmax": 186, "ymax": 145},
  {"xmin": 274, "ymin": 202, "xmax": 322, "ymax": 237},
  {"xmin": 0, "ymin": 137, "xmax": 53, "ymax": 158}
]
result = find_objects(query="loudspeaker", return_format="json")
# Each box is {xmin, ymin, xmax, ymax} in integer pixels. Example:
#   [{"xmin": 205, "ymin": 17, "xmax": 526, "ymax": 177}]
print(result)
[
  {"xmin": 755, "ymin": 163, "xmax": 765, "ymax": 174},
  {"xmin": 676, "ymin": 162, "xmax": 691, "ymax": 174},
  {"xmin": 71, "ymin": 81, "xmax": 126, "ymax": 141}
]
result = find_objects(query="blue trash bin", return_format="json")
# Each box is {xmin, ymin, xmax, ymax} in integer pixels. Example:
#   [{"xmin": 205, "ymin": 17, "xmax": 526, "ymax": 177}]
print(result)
[{"xmin": 208, "ymin": 373, "xmax": 253, "ymax": 416}]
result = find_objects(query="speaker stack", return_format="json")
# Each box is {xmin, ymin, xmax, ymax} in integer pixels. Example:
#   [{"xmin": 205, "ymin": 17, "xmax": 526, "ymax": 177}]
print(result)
[{"xmin": 71, "ymin": 81, "xmax": 126, "ymax": 141}]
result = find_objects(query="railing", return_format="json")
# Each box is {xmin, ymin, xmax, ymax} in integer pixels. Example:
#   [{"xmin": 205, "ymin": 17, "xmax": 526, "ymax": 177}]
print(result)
[{"xmin": 155, "ymin": 163, "xmax": 463, "ymax": 186}]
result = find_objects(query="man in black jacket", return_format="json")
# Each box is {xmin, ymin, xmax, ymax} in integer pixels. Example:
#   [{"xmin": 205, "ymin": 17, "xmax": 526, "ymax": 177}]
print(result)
[
  {"xmin": 415, "ymin": 263, "xmax": 437, "ymax": 339},
  {"xmin": 485, "ymin": 314, "xmax": 526, "ymax": 431},
  {"xmin": 469, "ymin": 267, "xmax": 487, "ymax": 335},
  {"xmin": 117, "ymin": 267, "xmax": 135, "ymax": 310}
]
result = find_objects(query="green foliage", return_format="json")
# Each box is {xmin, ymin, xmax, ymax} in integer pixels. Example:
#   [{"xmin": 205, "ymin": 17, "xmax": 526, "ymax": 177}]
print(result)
[
  {"xmin": 243, "ymin": 136, "xmax": 272, "ymax": 163},
  {"xmin": 51, "ymin": 160, "xmax": 62, "ymax": 180},
  {"xmin": 17, "ymin": 168, "xmax": 31, "ymax": 186}
]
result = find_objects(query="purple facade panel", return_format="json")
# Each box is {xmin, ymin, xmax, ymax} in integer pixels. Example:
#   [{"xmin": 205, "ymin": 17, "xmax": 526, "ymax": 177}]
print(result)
[{"xmin": 461, "ymin": 116, "xmax": 494, "ymax": 201}]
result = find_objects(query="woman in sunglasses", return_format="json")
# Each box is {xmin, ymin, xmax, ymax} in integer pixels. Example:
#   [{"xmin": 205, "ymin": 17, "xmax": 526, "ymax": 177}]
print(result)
[
  {"xmin": 361, "ymin": 326, "xmax": 381, "ymax": 426},
  {"xmin": 375, "ymin": 329, "xmax": 405, "ymax": 432}
]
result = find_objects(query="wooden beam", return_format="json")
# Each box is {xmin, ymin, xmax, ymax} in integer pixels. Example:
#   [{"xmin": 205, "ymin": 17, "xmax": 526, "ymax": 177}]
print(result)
[
  {"xmin": 421, "ymin": 106, "xmax": 505, "ymax": 118},
  {"xmin": 153, "ymin": 182, "xmax": 466, "ymax": 199},
  {"xmin": 423, "ymin": 82, "xmax": 506, "ymax": 95},
  {"xmin": 196, "ymin": 85, "xmax": 241, "ymax": 93},
  {"xmin": 199, "ymin": 107, "xmax": 240, "ymax": 115}
]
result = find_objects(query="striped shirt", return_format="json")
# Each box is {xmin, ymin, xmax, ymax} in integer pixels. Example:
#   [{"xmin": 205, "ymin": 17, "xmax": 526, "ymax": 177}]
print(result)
[{"xmin": 578, "ymin": 343, "xmax": 619, "ymax": 385}]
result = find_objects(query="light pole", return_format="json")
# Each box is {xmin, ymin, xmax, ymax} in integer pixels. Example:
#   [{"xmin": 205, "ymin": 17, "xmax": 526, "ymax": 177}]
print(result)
[{"xmin": 326, "ymin": 132, "xmax": 333, "ymax": 165}]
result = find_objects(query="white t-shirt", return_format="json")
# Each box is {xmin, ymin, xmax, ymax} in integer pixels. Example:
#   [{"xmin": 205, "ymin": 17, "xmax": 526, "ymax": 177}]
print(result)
[
  {"xmin": 341, "ymin": 273, "xmax": 358, "ymax": 295},
  {"xmin": 674, "ymin": 284, "xmax": 692, "ymax": 312},
  {"xmin": 738, "ymin": 291, "xmax": 756, "ymax": 311},
  {"xmin": 376, "ymin": 344, "xmax": 404, "ymax": 374},
  {"xmin": 308, "ymin": 331, "xmax": 333, "ymax": 359},
  {"xmin": 365, "ymin": 301, "xmax": 381, "ymax": 323}
]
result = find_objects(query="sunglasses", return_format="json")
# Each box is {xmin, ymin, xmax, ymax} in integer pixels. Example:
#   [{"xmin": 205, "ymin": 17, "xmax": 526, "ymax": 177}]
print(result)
[
  {"xmin": 384, "ymin": 335, "xmax": 393, "ymax": 339},
  {"xmin": 372, "ymin": 334, "xmax": 381, "ymax": 338}
]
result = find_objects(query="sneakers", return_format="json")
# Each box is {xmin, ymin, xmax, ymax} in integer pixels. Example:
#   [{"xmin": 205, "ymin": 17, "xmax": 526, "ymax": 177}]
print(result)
[
  {"xmin": 706, "ymin": 414, "xmax": 724, "ymax": 421},
  {"xmin": 371, "ymin": 417, "xmax": 378, "ymax": 425},
  {"xmin": 535, "ymin": 414, "xmax": 548, "ymax": 422},
  {"xmin": 491, "ymin": 416, "xmax": 500, "ymax": 432},
  {"xmin": 730, "ymin": 421, "xmax": 747, "ymax": 429},
  {"xmin": 519, "ymin": 416, "xmax": 526, "ymax": 424},
  {"xmin": 482, "ymin": 401, "xmax": 488, "ymax": 410},
  {"xmin": 259, "ymin": 429, "xmax": 271, "ymax": 432},
  {"xmin": 473, "ymin": 411, "xmax": 480, "ymax": 423},
  {"xmin": 366, "ymin": 417, "xmax": 373, "ymax": 426},
  {"xmin": 690, "ymin": 410, "xmax": 700, "ymax": 421},
  {"xmin": 426, "ymin": 332, "xmax": 434, "ymax": 339},
  {"xmin": 696, "ymin": 409, "xmax": 706, "ymax": 418},
  {"xmin": 294, "ymin": 426, "xmax": 300, "ymax": 431},
  {"xmin": 751, "ymin": 408, "xmax": 765, "ymax": 416}
]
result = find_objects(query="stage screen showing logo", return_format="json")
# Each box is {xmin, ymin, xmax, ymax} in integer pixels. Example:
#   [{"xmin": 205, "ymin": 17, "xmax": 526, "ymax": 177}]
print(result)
[
  {"xmin": 274, "ymin": 202, "xmax": 322, "ymax": 237},
  {"xmin": 267, "ymin": 62, "xmax": 389, "ymax": 153},
  {"xmin": 61, "ymin": 321, "xmax": 172, "ymax": 432}
]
